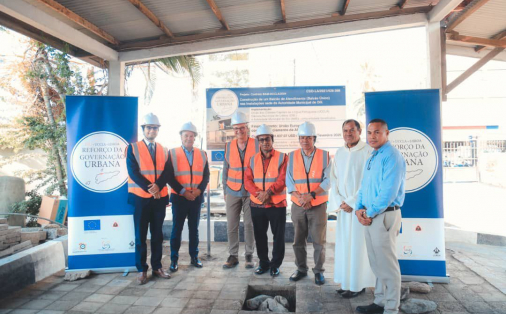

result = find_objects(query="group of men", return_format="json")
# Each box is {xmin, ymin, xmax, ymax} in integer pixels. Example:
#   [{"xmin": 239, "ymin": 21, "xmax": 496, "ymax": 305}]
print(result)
[{"xmin": 127, "ymin": 111, "xmax": 406, "ymax": 314}]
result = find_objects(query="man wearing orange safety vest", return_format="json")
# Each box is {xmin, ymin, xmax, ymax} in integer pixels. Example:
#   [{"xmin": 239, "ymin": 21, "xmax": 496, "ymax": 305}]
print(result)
[
  {"xmin": 222, "ymin": 111, "xmax": 259, "ymax": 269},
  {"xmin": 154, "ymin": 122, "xmax": 209, "ymax": 272},
  {"xmin": 126, "ymin": 113, "xmax": 171, "ymax": 285},
  {"xmin": 244, "ymin": 124, "xmax": 288, "ymax": 277},
  {"xmin": 286, "ymin": 121, "xmax": 331, "ymax": 286}
]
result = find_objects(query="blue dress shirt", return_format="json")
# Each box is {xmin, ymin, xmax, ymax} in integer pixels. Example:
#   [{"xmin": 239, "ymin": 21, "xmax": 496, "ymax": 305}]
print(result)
[{"xmin": 356, "ymin": 141, "xmax": 406, "ymax": 218}]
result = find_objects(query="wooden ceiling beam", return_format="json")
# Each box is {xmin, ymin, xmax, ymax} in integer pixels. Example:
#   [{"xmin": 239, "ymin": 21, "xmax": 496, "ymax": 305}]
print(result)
[
  {"xmin": 120, "ymin": 6, "xmax": 432, "ymax": 51},
  {"xmin": 280, "ymin": 0, "xmax": 287, "ymax": 23},
  {"xmin": 32, "ymin": 0, "xmax": 120, "ymax": 45},
  {"xmin": 338, "ymin": 0, "xmax": 351, "ymax": 16},
  {"xmin": 446, "ymin": 0, "xmax": 491, "ymax": 32},
  {"xmin": 205, "ymin": 0, "xmax": 230, "ymax": 30},
  {"xmin": 448, "ymin": 33, "xmax": 506, "ymax": 48},
  {"xmin": 447, "ymin": 47, "xmax": 504, "ymax": 93},
  {"xmin": 475, "ymin": 29, "xmax": 506, "ymax": 52},
  {"xmin": 127, "ymin": 0, "xmax": 175, "ymax": 38}
]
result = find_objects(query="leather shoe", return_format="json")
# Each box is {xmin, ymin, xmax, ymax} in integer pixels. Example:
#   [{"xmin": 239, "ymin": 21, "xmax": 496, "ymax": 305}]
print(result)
[
  {"xmin": 152, "ymin": 268, "xmax": 171, "ymax": 279},
  {"xmin": 191, "ymin": 257, "xmax": 203, "ymax": 268},
  {"xmin": 245, "ymin": 254, "xmax": 254, "ymax": 269},
  {"xmin": 170, "ymin": 260, "xmax": 178, "ymax": 272},
  {"xmin": 356, "ymin": 303, "xmax": 384, "ymax": 314},
  {"xmin": 289, "ymin": 270, "xmax": 307, "ymax": 282},
  {"xmin": 136, "ymin": 271, "xmax": 148, "ymax": 285},
  {"xmin": 255, "ymin": 266, "xmax": 268, "ymax": 275},
  {"xmin": 315, "ymin": 273, "xmax": 325, "ymax": 285},
  {"xmin": 270, "ymin": 267, "xmax": 280, "ymax": 277},
  {"xmin": 337, "ymin": 289, "xmax": 348, "ymax": 295},
  {"xmin": 342, "ymin": 288, "xmax": 365, "ymax": 299},
  {"xmin": 223, "ymin": 255, "xmax": 239, "ymax": 268}
]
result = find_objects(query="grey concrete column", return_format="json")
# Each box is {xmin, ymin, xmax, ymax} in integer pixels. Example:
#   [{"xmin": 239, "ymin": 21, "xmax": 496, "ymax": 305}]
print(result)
[{"xmin": 108, "ymin": 61, "xmax": 125, "ymax": 96}]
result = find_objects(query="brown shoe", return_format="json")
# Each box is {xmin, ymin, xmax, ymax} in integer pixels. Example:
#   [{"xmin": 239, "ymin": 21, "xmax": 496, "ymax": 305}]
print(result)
[
  {"xmin": 223, "ymin": 255, "xmax": 239, "ymax": 268},
  {"xmin": 152, "ymin": 268, "xmax": 171, "ymax": 279},
  {"xmin": 245, "ymin": 254, "xmax": 254, "ymax": 269},
  {"xmin": 137, "ymin": 271, "xmax": 148, "ymax": 285}
]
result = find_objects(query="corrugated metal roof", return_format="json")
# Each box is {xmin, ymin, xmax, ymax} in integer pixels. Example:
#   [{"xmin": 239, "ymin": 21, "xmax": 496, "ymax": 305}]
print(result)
[{"xmin": 453, "ymin": 0, "xmax": 506, "ymax": 39}]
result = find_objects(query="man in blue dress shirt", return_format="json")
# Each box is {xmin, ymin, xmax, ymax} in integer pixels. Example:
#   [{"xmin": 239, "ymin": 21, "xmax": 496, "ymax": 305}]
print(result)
[{"xmin": 354, "ymin": 119, "xmax": 406, "ymax": 314}]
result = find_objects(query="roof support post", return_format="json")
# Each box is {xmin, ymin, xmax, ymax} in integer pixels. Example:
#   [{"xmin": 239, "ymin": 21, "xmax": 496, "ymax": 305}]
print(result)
[
  {"xmin": 426, "ymin": 21, "xmax": 443, "ymax": 100},
  {"xmin": 108, "ymin": 61, "xmax": 125, "ymax": 96}
]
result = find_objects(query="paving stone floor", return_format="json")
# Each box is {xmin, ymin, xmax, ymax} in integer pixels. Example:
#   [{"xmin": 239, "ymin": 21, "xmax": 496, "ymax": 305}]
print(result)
[{"xmin": 1, "ymin": 241, "xmax": 506, "ymax": 314}]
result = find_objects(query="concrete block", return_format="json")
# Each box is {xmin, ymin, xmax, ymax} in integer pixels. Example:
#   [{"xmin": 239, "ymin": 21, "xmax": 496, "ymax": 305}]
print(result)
[
  {"xmin": 57, "ymin": 228, "xmax": 68, "ymax": 237},
  {"xmin": 9, "ymin": 226, "xmax": 22, "ymax": 232},
  {"xmin": 0, "ymin": 224, "xmax": 8, "ymax": 230},
  {"xmin": 21, "ymin": 232, "xmax": 42, "ymax": 245},
  {"xmin": 0, "ymin": 218, "xmax": 7, "ymax": 224},
  {"xmin": 477, "ymin": 233, "xmax": 506, "ymax": 246},
  {"xmin": 12, "ymin": 240, "xmax": 33, "ymax": 253},
  {"xmin": 0, "ymin": 247, "xmax": 14, "ymax": 258}
]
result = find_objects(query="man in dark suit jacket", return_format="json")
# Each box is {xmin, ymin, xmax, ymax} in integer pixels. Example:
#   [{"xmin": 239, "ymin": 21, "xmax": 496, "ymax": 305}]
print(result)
[{"xmin": 127, "ymin": 113, "xmax": 171, "ymax": 285}]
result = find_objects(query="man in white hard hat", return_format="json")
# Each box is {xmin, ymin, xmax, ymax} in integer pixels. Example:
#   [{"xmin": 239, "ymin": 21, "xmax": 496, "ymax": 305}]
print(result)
[
  {"xmin": 222, "ymin": 111, "xmax": 258, "ymax": 269},
  {"xmin": 286, "ymin": 121, "xmax": 331, "ymax": 285},
  {"xmin": 244, "ymin": 124, "xmax": 288, "ymax": 277},
  {"xmin": 126, "ymin": 113, "xmax": 170, "ymax": 285},
  {"xmin": 329, "ymin": 119, "xmax": 375, "ymax": 298},
  {"xmin": 151, "ymin": 122, "xmax": 209, "ymax": 271}
]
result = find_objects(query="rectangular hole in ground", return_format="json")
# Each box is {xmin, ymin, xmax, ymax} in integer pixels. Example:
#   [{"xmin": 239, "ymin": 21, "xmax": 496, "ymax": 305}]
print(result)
[{"xmin": 242, "ymin": 284, "xmax": 296, "ymax": 312}]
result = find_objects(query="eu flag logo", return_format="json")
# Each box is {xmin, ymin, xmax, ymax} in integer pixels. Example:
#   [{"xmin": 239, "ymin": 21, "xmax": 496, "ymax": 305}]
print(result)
[{"xmin": 84, "ymin": 220, "xmax": 101, "ymax": 231}]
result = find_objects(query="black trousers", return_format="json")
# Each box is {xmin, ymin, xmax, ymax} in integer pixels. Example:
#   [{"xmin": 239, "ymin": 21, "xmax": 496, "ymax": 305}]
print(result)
[
  {"xmin": 251, "ymin": 205, "xmax": 286, "ymax": 269},
  {"xmin": 170, "ymin": 194, "xmax": 202, "ymax": 261},
  {"xmin": 133, "ymin": 197, "xmax": 167, "ymax": 272}
]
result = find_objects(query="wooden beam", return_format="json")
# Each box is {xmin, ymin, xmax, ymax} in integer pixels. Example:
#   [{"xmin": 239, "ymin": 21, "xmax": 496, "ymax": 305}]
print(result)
[
  {"xmin": 446, "ymin": 47, "xmax": 504, "ymax": 93},
  {"xmin": 280, "ymin": 0, "xmax": 287, "ymax": 23},
  {"xmin": 127, "ymin": 0, "xmax": 175, "ymax": 38},
  {"xmin": 339, "ymin": 0, "xmax": 351, "ymax": 15},
  {"xmin": 475, "ymin": 29, "xmax": 506, "ymax": 52},
  {"xmin": 32, "ymin": 0, "xmax": 119, "ymax": 45},
  {"xmin": 446, "ymin": 0, "xmax": 490, "ymax": 31},
  {"xmin": 119, "ymin": 6, "xmax": 431, "ymax": 51},
  {"xmin": 448, "ymin": 34, "xmax": 506, "ymax": 48},
  {"xmin": 205, "ymin": 0, "xmax": 230, "ymax": 30}
]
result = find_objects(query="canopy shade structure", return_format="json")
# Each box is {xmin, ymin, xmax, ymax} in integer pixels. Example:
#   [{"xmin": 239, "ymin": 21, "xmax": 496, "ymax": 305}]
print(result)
[{"xmin": 1, "ymin": 0, "xmax": 504, "ymax": 96}]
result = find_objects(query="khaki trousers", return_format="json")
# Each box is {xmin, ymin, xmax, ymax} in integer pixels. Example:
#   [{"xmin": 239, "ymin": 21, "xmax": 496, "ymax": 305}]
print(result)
[
  {"xmin": 226, "ymin": 194, "xmax": 255, "ymax": 257},
  {"xmin": 364, "ymin": 210, "xmax": 402, "ymax": 314},
  {"xmin": 291, "ymin": 202, "xmax": 327, "ymax": 274}
]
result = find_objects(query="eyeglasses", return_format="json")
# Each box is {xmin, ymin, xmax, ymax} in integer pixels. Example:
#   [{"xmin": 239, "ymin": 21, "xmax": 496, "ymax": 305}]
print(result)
[
  {"xmin": 367, "ymin": 152, "xmax": 378, "ymax": 170},
  {"xmin": 145, "ymin": 126, "xmax": 159, "ymax": 131},
  {"xmin": 233, "ymin": 126, "xmax": 247, "ymax": 132},
  {"xmin": 257, "ymin": 137, "xmax": 272, "ymax": 143}
]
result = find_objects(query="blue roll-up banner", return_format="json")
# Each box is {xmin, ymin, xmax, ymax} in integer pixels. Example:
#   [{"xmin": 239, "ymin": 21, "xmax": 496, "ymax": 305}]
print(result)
[
  {"xmin": 66, "ymin": 96, "xmax": 138, "ymax": 272},
  {"xmin": 365, "ymin": 89, "xmax": 448, "ymax": 282}
]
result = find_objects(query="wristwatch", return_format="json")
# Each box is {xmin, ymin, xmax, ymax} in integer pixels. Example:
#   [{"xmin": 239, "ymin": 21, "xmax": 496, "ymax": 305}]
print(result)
[{"xmin": 310, "ymin": 191, "xmax": 316, "ymax": 199}]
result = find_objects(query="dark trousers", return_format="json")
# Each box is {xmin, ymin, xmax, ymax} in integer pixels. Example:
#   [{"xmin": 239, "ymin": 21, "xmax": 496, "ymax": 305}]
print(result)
[
  {"xmin": 251, "ymin": 205, "xmax": 286, "ymax": 269},
  {"xmin": 133, "ymin": 197, "xmax": 167, "ymax": 272},
  {"xmin": 170, "ymin": 194, "xmax": 201, "ymax": 261}
]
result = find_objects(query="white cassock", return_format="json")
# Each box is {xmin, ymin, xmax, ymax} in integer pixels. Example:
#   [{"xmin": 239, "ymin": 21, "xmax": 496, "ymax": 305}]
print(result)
[{"xmin": 328, "ymin": 140, "xmax": 376, "ymax": 292}]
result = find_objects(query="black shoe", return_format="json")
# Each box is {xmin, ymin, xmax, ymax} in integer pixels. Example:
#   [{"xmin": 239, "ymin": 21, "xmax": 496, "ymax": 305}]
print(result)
[
  {"xmin": 289, "ymin": 270, "xmax": 307, "ymax": 282},
  {"xmin": 255, "ymin": 266, "xmax": 269, "ymax": 275},
  {"xmin": 356, "ymin": 303, "xmax": 384, "ymax": 314},
  {"xmin": 191, "ymin": 257, "xmax": 203, "ymax": 268},
  {"xmin": 169, "ymin": 260, "xmax": 178, "ymax": 272},
  {"xmin": 270, "ymin": 267, "xmax": 280, "ymax": 277},
  {"xmin": 342, "ymin": 288, "xmax": 365, "ymax": 299},
  {"xmin": 337, "ymin": 289, "xmax": 348, "ymax": 295},
  {"xmin": 315, "ymin": 273, "xmax": 325, "ymax": 285}
]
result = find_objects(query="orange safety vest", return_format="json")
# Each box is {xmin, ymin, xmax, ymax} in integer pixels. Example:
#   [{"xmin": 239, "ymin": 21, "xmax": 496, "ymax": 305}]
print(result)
[
  {"xmin": 249, "ymin": 150, "xmax": 286, "ymax": 205},
  {"xmin": 128, "ymin": 141, "xmax": 168, "ymax": 198},
  {"xmin": 225, "ymin": 138, "xmax": 259, "ymax": 191},
  {"xmin": 169, "ymin": 146, "xmax": 207, "ymax": 195},
  {"xmin": 288, "ymin": 148, "xmax": 329, "ymax": 207}
]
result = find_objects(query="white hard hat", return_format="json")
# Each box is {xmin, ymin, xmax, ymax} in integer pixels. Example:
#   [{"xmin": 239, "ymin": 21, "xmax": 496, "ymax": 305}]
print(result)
[
  {"xmin": 231, "ymin": 111, "xmax": 248, "ymax": 125},
  {"xmin": 298, "ymin": 121, "xmax": 316, "ymax": 136},
  {"xmin": 256, "ymin": 124, "xmax": 273, "ymax": 137},
  {"xmin": 180, "ymin": 122, "xmax": 198, "ymax": 136},
  {"xmin": 141, "ymin": 113, "xmax": 161, "ymax": 126}
]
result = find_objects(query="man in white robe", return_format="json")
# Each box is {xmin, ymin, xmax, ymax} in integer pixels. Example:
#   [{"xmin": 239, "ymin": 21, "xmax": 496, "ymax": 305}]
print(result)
[{"xmin": 329, "ymin": 119, "xmax": 375, "ymax": 298}]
